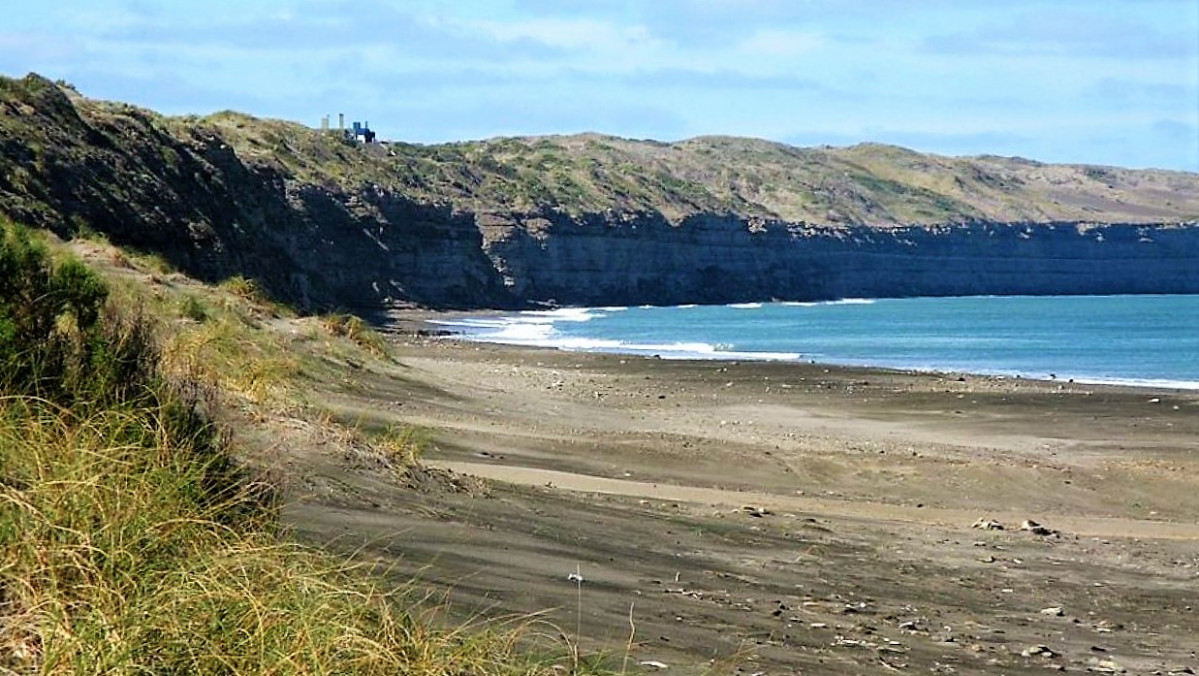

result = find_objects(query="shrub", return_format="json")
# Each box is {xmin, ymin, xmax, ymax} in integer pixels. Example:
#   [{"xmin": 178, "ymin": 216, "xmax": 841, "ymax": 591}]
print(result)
[
  {"xmin": 0, "ymin": 218, "xmax": 260, "ymax": 518},
  {"xmin": 1, "ymin": 220, "xmax": 116, "ymax": 407}
]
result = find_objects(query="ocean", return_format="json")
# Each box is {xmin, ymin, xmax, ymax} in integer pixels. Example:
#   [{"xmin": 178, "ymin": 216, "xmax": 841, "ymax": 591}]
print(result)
[{"xmin": 434, "ymin": 295, "xmax": 1199, "ymax": 390}]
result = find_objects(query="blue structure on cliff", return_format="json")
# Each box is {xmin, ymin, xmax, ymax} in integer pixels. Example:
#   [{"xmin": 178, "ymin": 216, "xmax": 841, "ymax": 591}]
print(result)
[{"xmin": 319, "ymin": 113, "xmax": 377, "ymax": 144}]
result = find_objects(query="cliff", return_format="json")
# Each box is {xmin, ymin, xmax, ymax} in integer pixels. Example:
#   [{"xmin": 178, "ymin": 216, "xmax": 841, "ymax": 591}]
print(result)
[{"xmin": 2, "ymin": 73, "xmax": 1198, "ymax": 311}]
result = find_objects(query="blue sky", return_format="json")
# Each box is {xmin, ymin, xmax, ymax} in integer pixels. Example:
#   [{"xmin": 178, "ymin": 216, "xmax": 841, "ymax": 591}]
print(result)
[{"xmin": 3, "ymin": 1, "xmax": 1197, "ymax": 170}]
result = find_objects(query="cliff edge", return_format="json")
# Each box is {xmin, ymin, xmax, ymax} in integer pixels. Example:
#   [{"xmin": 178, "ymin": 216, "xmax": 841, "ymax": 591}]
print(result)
[{"xmin": 2, "ymin": 73, "xmax": 1198, "ymax": 310}]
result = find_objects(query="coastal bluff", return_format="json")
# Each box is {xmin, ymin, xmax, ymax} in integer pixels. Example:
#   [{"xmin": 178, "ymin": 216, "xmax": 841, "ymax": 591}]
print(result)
[
  {"xmin": 3, "ymin": 73, "xmax": 1198, "ymax": 311},
  {"xmin": 480, "ymin": 213, "xmax": 1199, "ymax": 306}
]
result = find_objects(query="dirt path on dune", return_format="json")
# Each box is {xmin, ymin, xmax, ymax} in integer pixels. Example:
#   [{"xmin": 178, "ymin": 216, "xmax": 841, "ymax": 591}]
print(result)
[{"xmin": 429, "ymin": 459, "xmax": 1199, "ymax": 540}]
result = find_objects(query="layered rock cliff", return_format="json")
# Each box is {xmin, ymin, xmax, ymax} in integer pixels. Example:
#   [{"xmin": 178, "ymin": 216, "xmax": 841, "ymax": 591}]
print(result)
[
  {"xmin": 482, "ymin": 212, "xmax": 1199, "ymax": 305},
  {"xmin": 2, "ymin": 73, "xmax": 1198, "ymax": 311}
]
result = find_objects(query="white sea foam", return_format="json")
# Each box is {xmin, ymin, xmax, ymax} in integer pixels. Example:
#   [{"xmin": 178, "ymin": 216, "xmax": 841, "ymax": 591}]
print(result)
[
  {"xmin": 518, "ymin": 307, "xmax": 602, "ymax": 322},
  {"xmin": 1046, "ymin": 375, "xmax": 1199, "ymax": 391},
  {"xmin": 437, "ymin": 296, "xmax": 1199, "ymax": 387},
  {"xmin": 576, "ymin": 340, "xmax": 799, "ymax": 361},
  {"xmin": 782, "ymin": 298, "xmax": 877, "ymax": 307},
  {"xmin": 438, "ymin": 310, "xmax": 800, "ymax": 361}
]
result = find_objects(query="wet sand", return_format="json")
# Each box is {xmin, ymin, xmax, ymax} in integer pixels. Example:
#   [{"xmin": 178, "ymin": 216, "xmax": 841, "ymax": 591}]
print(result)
[{"xmin": 278, "ymin": 325, "xmax": 1199, "ymax": 675}]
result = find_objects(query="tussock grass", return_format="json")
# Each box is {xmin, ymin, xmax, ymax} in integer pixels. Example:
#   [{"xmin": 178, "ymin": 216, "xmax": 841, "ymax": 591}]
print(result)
[
  {"xmin": 0, "ymin": 222, "xmax": 610, "ymax": 675},
  {"xmin": 161, "ymin": 313, "xmax": 302, "ymax": 403},
  {"xmin": 322, "ymin": 312, "xmax": 388, "ymax": 356},
  {"xmin": 376, "ymin": 423, "xmax": 431, "ymax": 469},
  {"xmin": 178, "ymin": 294, "xmax": 209, "ymax": 322},
  {"xmin": 0, "ymin": 399, "xmax": 577, "ymax": 675}
]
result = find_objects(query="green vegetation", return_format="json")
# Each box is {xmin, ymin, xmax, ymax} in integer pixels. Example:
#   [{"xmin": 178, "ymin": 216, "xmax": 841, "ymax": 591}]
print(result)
[
  {"xmin": 162, "ymin": 306, "xmax": 302, "ymax": 403},
  {"xmin": 322, "ymin": 312, "xmax": 388, "ymax": 356},
  {"xmin": 3, "ymin": 72, "xmax": 1197, "ymax": 305},
  {"xmin": 178, "ymin": 294, "xmax": 209, "ymax": 322},
  {"xmin": 0, "ymin": 220, "xmax": 603, "ymax": 674},
  {"xmin": 0, "ymin": 222, "xmax": 139, "ymax": 409}
]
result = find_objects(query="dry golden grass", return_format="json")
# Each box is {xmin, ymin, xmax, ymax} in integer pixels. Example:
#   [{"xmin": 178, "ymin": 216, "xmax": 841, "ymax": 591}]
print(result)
[
  {"xmin": 0, "ymin": 399, "xmax": 595, "ymax": 675},
  {"xmin": 1, "ymin": 230, "xmax": 617, "ymax": 676}
]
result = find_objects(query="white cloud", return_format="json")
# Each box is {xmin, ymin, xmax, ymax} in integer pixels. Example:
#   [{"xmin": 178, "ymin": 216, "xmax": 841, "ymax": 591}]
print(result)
[
  {"xmin": 452, "ymin": 15, "xmax": 828, "ymax": 80},
  {"xmin": 469, "ymin": 17, "xmax": 655, "ymax": 51},
  {"xmin": 2, "ymin": 0, "xmax": 1194, "ymax": 169}
]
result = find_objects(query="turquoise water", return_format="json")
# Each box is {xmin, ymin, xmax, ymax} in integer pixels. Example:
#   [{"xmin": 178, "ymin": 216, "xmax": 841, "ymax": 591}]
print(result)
[{"xmin": 435, "ymin": 295, "xmax": 1199, "ymax": 389}]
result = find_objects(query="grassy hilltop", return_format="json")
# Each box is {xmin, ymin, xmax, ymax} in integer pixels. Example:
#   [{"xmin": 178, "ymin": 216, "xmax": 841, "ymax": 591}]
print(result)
[
  {"xmin": 115, "ymin": 113, "xmax": 1199, "ymax": 226},
  {"xmin": 4, "ymin": 72, "xmax": 1197, "ymax": 311},
  {"xmin": 3, "ymin": 73, "xmax": 1197, "ymax": 238}
]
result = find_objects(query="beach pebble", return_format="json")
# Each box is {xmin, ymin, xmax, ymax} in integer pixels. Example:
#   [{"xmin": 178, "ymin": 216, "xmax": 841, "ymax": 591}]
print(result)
[{"xmin": 1086, "ymin": 657, "xmax": 1126, "ymax": 673}]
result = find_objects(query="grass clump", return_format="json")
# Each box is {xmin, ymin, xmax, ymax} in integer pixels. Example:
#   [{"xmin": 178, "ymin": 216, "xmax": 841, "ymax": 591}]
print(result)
[
  {"xmin": 162, "ymin": 313, "xmax": 301, "ymax": 403},
  {"xmin": 375, "ymin": 423, "xmax": 432, "ymax": 474},
  {"xmin": 322, "ymin": 312, "xmax": 388, "ymax": 356},
  {"xmin": 178, "ymin": 294, "xmax": 209, "ymax": 322},
  {"xmin": 219, "ymin": 274, "xmax": 268, "ymax": 304},
  {"xmin": 0, "ymin": 220, "xmax": 598, "ymax": 675},
  {"xmin": 0, "ymin": 402, "xmax": 566, "ymax": 675}
]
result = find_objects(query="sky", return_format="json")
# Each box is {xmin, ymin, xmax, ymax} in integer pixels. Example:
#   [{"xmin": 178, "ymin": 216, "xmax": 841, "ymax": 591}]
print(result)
[{"xmin": 2, "ymin": 1, "xmax": 1198, "ymax": 171}]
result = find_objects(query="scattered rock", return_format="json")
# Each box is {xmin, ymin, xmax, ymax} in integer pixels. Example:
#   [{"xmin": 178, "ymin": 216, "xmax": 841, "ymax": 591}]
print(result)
[
  {"xmin": 1086, "ymin": 657, "xmax": 1126, "ymax": 673},
  {"xmin": 1040, "ymin": 606, "xmax": 1065, "ymax": 617},
  {"xmin": 639, "ymin": 660, "xmax": 669, "ymax": 670},
  {"xmin": 742, "ymin": 505, "xmax": 771, "ymax": 517},
  {"xmin": 1022, "ymin": 645, "xmax": 1057, "ymax": 658},
  {"xmin": 972, "ymin": 518, "xmax": 1005, "ymax": 530},
  {"xmin": 1020, "ymin": 519, "xmax": 1057, "ymax": 536}
]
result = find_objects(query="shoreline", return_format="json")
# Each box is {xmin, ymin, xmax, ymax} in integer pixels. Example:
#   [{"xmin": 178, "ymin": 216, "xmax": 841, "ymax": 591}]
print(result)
[
  {"xmin": 287, "ymin": 316, "xmax": 1199, "ymax": 674},
  {"xmin": 415, "ymin": 306, "xmax": 1199, "ymax": 393}
]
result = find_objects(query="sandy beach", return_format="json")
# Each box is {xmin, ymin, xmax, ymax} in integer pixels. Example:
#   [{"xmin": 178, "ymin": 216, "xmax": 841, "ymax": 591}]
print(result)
[{"xmin": 279, "ymin": 322, "xmax": 1199, "ymax": 674}]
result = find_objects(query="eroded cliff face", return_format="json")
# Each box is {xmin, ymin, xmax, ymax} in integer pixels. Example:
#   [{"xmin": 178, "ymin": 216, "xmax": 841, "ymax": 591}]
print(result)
[
  {"xmin": 0, "ymin": 75, "xmax": 513, "ymax": 310},
  {"xmin": 479, "ymin": 212, "xmax": 1199, "ymax": 306},
  {"xmin": 2, "ymin": 74, "xmax": 1198, "ymax": 313}
]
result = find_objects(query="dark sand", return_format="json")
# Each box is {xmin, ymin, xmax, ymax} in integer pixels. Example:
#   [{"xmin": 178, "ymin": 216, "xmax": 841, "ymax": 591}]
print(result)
[{"xmin": 276, "ymin": 322, "xmax": 1199, "ymax": 675}]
